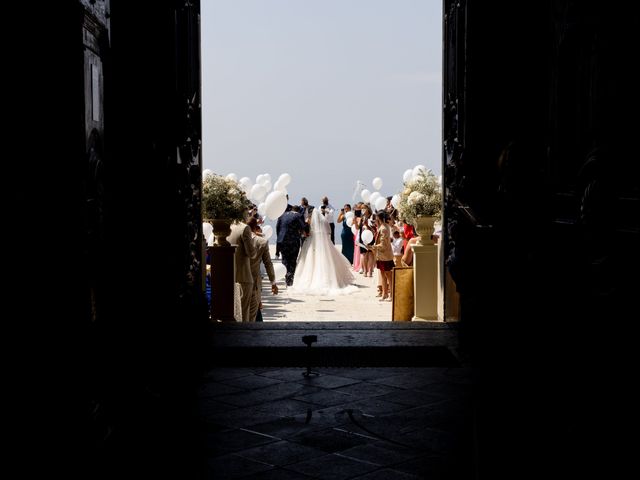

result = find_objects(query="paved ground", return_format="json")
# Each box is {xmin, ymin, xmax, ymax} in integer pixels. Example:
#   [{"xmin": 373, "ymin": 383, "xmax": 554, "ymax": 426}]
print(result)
[
  {"xmin": 199, "ymin": 246, "xmax": 473, "ymax": 478},
  {"xmin": 199, "ymin": 366, "xmax": 474, "ymax": 479},
  {"xmin": 261, "ymin": 246, "xmax": 392, "ymax": 322}
]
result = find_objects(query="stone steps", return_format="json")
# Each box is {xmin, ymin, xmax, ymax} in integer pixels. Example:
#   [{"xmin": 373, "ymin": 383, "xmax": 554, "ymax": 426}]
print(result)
[{"xmin": 209, "ymin": 321, "xmax": 461, "ymax": 367}]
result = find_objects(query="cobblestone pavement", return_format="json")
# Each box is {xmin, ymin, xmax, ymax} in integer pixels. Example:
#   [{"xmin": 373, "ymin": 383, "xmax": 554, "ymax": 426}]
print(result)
[{"xmin": 198, "ymin": 366, "xmax": 474, "ymax": 479}]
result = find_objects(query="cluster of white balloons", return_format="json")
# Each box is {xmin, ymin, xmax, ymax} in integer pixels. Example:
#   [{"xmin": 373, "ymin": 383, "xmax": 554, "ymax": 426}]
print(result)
[
  {"xmin": 343, "ymin": 212, "xmax": 375, "ymax": 248},
  {"xmin": 402, "ymin": 164, "xmax": 430, "ymax": 183},
  {"xmin": 355, "ymin": 165, "xmax": 439, "ymax": 216},
  {"xmin": 238, "ymin": 173, "xmax": 291, "ymax": 220},
  {"xmin": 202, "ymin": 170, "xmax": 293, "ymax": 245},
  {"xmin": 360, "ymin": 176, "xmax": 390, "ymax": 212},
  {"xmin": 402, "ymin": 165, "xmax": 442, "ymax": 192}
]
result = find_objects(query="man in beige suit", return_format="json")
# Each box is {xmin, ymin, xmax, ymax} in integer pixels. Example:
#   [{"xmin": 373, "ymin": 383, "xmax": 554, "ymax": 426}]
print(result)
[
  {"xmin": 247, "ymin": 218, "xmax": 278, "ymax": 322},
  {"xmin": 227, "ymin": 220, "xmax": 257, "ymax": 321}
]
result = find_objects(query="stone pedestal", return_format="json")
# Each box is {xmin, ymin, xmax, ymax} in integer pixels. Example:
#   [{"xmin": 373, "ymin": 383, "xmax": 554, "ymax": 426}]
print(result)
[
  {"xmin": 210, "ymin": 245, "xmax": 236, "ymax": 322},
  {"xmin": 411, "ymin": 242, "xmax": 439, "ymax": 321},
  {"xmin": 437, "ymin": 239, "xmax": 444, "ymax": 321}
]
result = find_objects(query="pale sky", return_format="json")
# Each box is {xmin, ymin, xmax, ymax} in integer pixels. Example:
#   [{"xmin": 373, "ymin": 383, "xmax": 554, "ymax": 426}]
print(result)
[{"xmin": 202, "ymin": 0, "xmax": 442, "ymax": 223}]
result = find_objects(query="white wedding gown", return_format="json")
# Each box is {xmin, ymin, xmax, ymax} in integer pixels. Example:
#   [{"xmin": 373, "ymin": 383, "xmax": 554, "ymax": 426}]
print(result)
[{"xmin": 290, "ymin": 208, "xmax": 357, "ymax": 295}]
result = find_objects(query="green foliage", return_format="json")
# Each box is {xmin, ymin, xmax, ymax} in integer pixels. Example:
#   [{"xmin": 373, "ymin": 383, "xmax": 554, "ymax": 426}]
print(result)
[
  {"xmin": 202, "ymin": 174, "xmax": 249, "ymax": 222},
  {"xmin": 397, "ymin": 171, "xmax": 442, "ymax": 226}
]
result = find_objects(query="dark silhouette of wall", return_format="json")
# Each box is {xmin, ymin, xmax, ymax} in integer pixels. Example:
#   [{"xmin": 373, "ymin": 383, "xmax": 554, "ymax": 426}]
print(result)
[
  {"xmin": 444, "ymin": 1, "xmax": 639, "ymax": 477},
  {"xmin": 22, "ymin": 1, "xmax": 208, "ymax": 478}
]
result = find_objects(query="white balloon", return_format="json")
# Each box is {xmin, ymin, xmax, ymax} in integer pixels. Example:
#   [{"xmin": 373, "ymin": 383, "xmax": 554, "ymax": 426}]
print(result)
[
  {"xmin": 391, "ymin": 194, "xmax": 401, "ymax": 208},
  {"xmin": 226, "ymin": 173, "xmax": 238, "ymax": 182},
  {"xmin": 403, "ymin": 169, "xmax": 413, "ymax": 183},
  {"xmin": 346, "ymin": 217, "xmax": 354, "ymax": 227},
  {"xmin": 369, "ymin": 192, "xmax": 381, "ymax": 205},
  {"xmin": 261, "ymin": 225, "xmax": 273, "ymax": 240},
  {"xmin": 360, "ymin": 189, "xmax": 371, "ymax": 202},
  {"xmin": 207, "ymin": 232, "xmax": 214, "ymax": 246},
  {"xmin": 255, "ymin": 174, "xmax": 264, "ymax": 186},
  {"xmin": 351, "ymin": 225, "xmax": 358, "ymax": 235},
  {"xmin": 264, "ymin": 190, "xmax": 288, "ymax": 220},
  {"xmin": 375, "ymin": 196, "xmax": 387, "ymax": 211},
  {"xmin": 202, "ymin": 222, "xmax": 213, "ymax": 239},
  {"xmin": 372, "ymin": 177, "xmax": 383, "ymax": 191},
  {"xmin": 361, "ymin": 229, "xmax": 374, "ymax": 244},
  {"xmin": 250, "ymin": 183, "xmax": 267, "ymax": 202},
  {"xmin": 239, "ymin": 177, "xmax": 253, "ymax": 192},
  {"xmin": 345, "ymin": 211, "xmax": 355, "ymax": 219},
  {"xmin": 273, "ymin": 263, "xmax": 287, "ymax": 281},
  {"xmin": 262, "ymin": 173, "xmax": 271, "ymax": 184},
  {"xmin": 203, "ymin": 169, "xmax": 214, "ymax": 180},
  {"xmin": 278, "ymin": 173, "xmax": 291, "ymax": 186},
  {"xmin": 262, "ymin": 180, "xmax": 272, "ymax": 192},
  {"xmin": 412, "ymin": 164, "xmax": 427, "ymax": 180},
  {"xmin": 257, "ymin": 202, "xmax": 267, "ymax": 216}
]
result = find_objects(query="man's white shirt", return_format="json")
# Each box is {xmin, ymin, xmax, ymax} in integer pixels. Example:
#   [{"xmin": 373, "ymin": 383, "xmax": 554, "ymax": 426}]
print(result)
[{"xmin": 324, "ymin": 204, "xmax": 335, "ymax": 223}]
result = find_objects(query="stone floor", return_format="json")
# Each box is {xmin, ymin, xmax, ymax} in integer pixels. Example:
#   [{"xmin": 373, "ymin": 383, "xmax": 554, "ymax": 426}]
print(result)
[
  {"xmin": 200, "ymin": 247, "xmax": 473, "ymax": 478},
  {"xmin": 198, "ymin": 366, "xmax": 474, "ymax": 479}
]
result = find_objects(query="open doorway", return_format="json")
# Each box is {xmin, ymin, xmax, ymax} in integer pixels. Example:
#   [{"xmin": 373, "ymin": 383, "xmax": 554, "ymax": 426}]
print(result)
[{"xmin": 201, "ymin": 0, "xmax": 451, "ymax": 322}]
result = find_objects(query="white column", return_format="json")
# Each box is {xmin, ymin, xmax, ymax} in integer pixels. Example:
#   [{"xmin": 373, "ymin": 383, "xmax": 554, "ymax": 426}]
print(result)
[
  {"xmin": 412, "ymin": 242, "xmax": 439, "ymax": 321},
  {"xmin": 437, "ymin": 238, "xmax": 446, "ymax": 321}
]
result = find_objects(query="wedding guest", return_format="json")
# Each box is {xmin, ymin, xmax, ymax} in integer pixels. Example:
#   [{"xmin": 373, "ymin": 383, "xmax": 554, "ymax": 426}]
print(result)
[
  {"xmin": 432, "ymin": 224, "xmax": 442, "ymax": 244},
  {"xmin": 337, "ymin": 204, "xmax": 354, "ymax": 264},
  {"xmin": 300, "ymin": 197, "xmax": 313, "ymax": 222},
  {"xmin": 385, "ymin": 196, "xmax": 394, "ymax": 213},
  {"xmin": 227, "ymin": 217, "xmax": 257, "ymax": 321},
  {"xmin": 321, "ymin": 196, "xmax": 336, "ymax": 244},
  {"xmin": 368, "ymin": 210, "xmax": 394, "ymax": 301},
  {"xmin": 392, "ymin": 230, "xmax": 404, "ymax": 267},
  {"xmin": 299, "ymin": 197, "xmax": 313, "ymax": 245},
  {"xmin": 248, "ymin": 218, "xmax": 278, "ymax": 322},
  {"xmin": 403, "ymin": 221, "xmax": 416, "ymax": 253},
  {"xmin": 358, "ymin": 204, "xmax": 376, "ymax": 277},
  {"xmin": 401, "ymin": 235, "xmax": 421, "ymax": 267},
  {"xmin": 352, "ymin": 203, "xmax": 364, "ymax": 273},
  {"xmin": 275, "ymin": 195, "xmax": 293, "ymax": 259}
]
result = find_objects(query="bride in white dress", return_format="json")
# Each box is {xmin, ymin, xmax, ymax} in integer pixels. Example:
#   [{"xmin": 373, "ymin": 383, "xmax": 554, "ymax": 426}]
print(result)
[{"xmin": 290, "ymin": 207, "xmax": 356, "ymax": 295}]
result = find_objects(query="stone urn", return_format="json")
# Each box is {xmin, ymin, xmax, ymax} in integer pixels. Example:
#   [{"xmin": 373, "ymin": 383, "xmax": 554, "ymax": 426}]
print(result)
[
  {"xmin": 414, "ymin": 216, "xmax": 436, "ymax": 245},
  {"xmin": 209, "ymin": 219, "xmax": 233, "ymax": 247}
]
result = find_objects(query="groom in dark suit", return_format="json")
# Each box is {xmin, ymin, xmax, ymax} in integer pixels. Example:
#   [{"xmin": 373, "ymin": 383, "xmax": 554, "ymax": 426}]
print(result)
[
  {"xmin": 299, "ymin": 197, "xmax": 314, "ymax": 222},
  {"xmin": 274, "ymin": 195, "xmax": 293, "ymax": 259},
  {"xmin": 276, "ymin": 205, "xmax": 306, "ymax": 286}
]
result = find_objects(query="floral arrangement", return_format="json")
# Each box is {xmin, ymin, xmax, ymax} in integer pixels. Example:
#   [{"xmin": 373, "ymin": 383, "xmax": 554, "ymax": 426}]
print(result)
[
  {"xmin": 202, "ymin": 173, "xmax": 249, "ymax": 222},
  {"xmin": 397, "ymin": 170, "xmax": 442, "ymax": 226}
]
